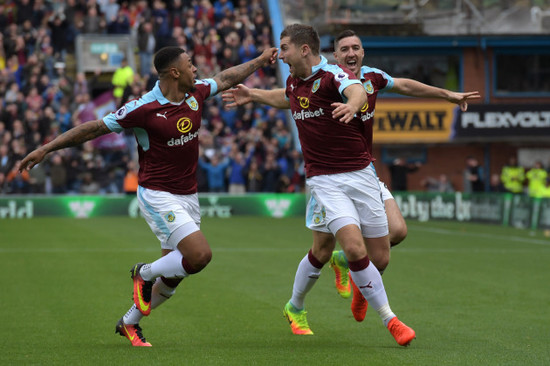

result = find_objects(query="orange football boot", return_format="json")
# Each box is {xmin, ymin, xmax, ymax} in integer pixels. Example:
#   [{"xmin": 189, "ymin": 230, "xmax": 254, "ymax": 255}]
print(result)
[
  {"xmin": 387, "ymin": 317, "xmax": 416, "ymax": 346},
  {"xmin": 131, "ymin": 263, "xmax": 153, "ymax": 316},
  {"xmin": 115, "ymin": 318, "xmax": 152, "ymax": 347},
  {"xmin": 350, "ymin": 276, "xmax": 368, "ymax": 322}
]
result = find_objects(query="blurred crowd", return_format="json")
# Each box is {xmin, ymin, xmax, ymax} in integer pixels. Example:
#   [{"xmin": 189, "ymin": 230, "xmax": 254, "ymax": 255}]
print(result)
[
  {"xmin": 0, "ymin": 0, "xmax": 306, "ymax": 195},
  {"xmin": 419, "ymin": 156, "xmax": 550, "ymax": 198},
  {"xmin": 3, "ymin": 1, "xmax": 547, "ymax": 199}
]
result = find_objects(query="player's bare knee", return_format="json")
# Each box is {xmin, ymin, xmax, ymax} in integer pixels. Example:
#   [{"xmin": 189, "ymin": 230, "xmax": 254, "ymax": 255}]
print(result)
[
  {"xmin": 372, "ymin": 256, "xmax": 389, "ymax": 272},
  {"xmin": 312, "ymin": 247, "xmax": 332, "ymax": 264},
  {"xmin": 186, "ymin": 249, "xmax": 212, "ymax": 272},
  {"xmin": 196, "ymin": 249, "xmax": 212, "ymax": 269},
  {"xmin": 343, "ymin": 244, "xmax": 367, "ymax": 262},
  {"xmin": 390, "ymin": 224, "xmax": 408, "ymax": 246},
  {"xmin": 312, "ymin": 231, "xmax": 336, "ymax": 263}
]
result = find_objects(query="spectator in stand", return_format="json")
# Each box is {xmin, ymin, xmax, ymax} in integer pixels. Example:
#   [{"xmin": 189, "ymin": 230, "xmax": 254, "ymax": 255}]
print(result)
[
  {"xmin": 0, "ymin": 144, "xmax": 13, "ymax": 174},
  {"xmin": 261, "ymin": 151, "xmax": 281, "ymax": 192},
  {"xmin": 227, "ymin": 149, "xmax": 249, "ymax": 194},
  {"xmin": 245, "ymin": 159, "xmax": 263, "ymax": 192},
  {"xmin": 65, "ymin": 155, "xmax": 84, "ymax": 194},
  {"xmin": 223, "ymin": 31, "xmax": 242, "ymax": 67},
  {"xmin": 16, "ymin": 0, "xmax": 33, "ymax": 25},
  {"xmin": 124, "ymin": 160, "xmax": 139, "ymax": 195},
  {"xmin": 56, "ymin": 103, "xmax": 72, "ymax": 133},
  {"xmin": 213, "ymin": 0, "xmax": 234, "ymax": 21},
  {"xmin": 79, "ymin": 171, "xmax": 101, "ymax": 194},
  {"xmin": 111, "ymin": 57, "xmax": 134, "ymax": 107},
  {"xmin": 489, "ymin": 173, "xmax": 505, "ymax": 193},
  {"xmin": 526, "ymin": 161, "xmax": 548, "ymax": 198},
  {"xmin": 6, "ymin": 160, "xmax": 30, "ymax": 193},
  {"xmin": 219, "ymin": 102, "xmax": 238, "ymax": 133},
  {"xmin": 107, "ymin": 8, "xmax": 131, "ymax": 35},
  {"xmin": 73, "ymin": 72, "xmax": 89, "ymax": 100},
  {"xmin": 25, "ymin": 86, "xmax": 43, "ymax": 112},
  {"xmin": 47, "ymin": 12, "xmax": 68, "ymax": 60},
  {"xmin": 198, "ymin": 153, "xmax": 230, "ymax": 193},
  {"xmin": 285, "ymin": 149, "xmax": 305, "ymax": 193},
  {"xmin": 28, "ymin": 161, "xmax": 46, "ymax": 194},
  {"xmin": 102, "ymin": 0, "xmax": 120, "ymax": 26},
  {"xmin": 151, "ymin": 0, "xmax": 171, "ymax": 50},
  {"xmin": 422, "ymin": 174, "xmax": 455, "ymax": 193},
  {"xmin": 500, "ymin": 156, "xmax": 525, "ymax": 194},
  {"xmin": 238, "ymin": 35, "xmax": 258, "ymax": 63},
  {"xmin": 79, "ymin": 5, "xmax": 107, "ymax": 34},
  {"xmin": 389, "ymin": 157, "xmax": 421, "ymax": 191},
  {"xmin": 0, "ymin": 34, "xmax": 6, "ymax": 69},
  {"xmin": 11, "ymin": 119, "xmax": 25, "ymax": 142},
  {"xmin": 464, "ymin": 156, "xmax": 485, "ymax": 192},
  {"xmin": 273, "ymin": 119, "xmax": 291, "ymax": 150},
  {"xmin": 0, "ymin": 172, "xmax": 8, "ymax": 194},
  {"xmin": 137, "ymin": 20, "xmax": 156, "ymax": 77},
  {"xmin": 5, "ymin": 82, "xmax": 20, "ymax": 104},
  {"xmin": 49, "ymin": 153, "xmax": 67, "ymax": 194}
]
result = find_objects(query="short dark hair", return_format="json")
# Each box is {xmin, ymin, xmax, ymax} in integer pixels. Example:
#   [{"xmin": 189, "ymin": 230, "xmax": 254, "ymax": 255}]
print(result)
[
  {"xmin": 334, "ymin": 29, "xmax": 358, "ymax": 50},
  {"xmin": 154, "ymin": 47, "xmax": 186, "ymax": 74},
  {"xmin": 280, "ymin": 24, "xmax": 320, "ymax": 56}
]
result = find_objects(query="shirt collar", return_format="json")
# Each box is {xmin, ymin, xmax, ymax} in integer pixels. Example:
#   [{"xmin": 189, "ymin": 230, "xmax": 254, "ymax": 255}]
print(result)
[
  {"xmin": 303, "ymin": 55, "xmax": 327, "ymax": 80},
  {"xmin": 152, "ymin": 81, "xmax": 170, "ymax": 105},
  {"xmin": 152, "ymin": 80, "xmax": 189, "ymax": 105}
]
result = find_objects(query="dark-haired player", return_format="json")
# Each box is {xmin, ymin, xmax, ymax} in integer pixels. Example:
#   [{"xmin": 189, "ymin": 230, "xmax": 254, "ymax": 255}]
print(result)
[
  {"xmin": 224, "ymin": 24, "xmax": 417, "ymax": 346},
  {"xmin": 328, "ymin": 29, "xmax": 480, "ymax": 322},
  {"xmin": 19, "ymin": 46, "xmax": 277, "ymax": 347}
]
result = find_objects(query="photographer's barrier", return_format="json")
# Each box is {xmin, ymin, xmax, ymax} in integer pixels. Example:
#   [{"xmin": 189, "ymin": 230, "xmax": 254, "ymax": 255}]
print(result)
[{"xmin": 0, "ymin": 192, "xmax": 549, "ymax": 230}]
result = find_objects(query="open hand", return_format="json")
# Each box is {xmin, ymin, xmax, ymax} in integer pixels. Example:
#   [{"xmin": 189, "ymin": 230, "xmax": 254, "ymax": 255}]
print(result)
[{"xmin": 221, "ymin": 84, "xmax": 252, "ymax": 108}]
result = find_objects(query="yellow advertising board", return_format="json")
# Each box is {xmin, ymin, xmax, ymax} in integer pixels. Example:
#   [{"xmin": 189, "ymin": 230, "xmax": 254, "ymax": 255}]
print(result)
[{"xmin": 373, "ymin": 101, "xmax": 458, "ymax": 143}]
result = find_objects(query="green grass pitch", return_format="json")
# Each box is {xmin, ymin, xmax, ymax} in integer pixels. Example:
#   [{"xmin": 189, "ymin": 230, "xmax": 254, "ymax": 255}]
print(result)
[{"xmin": 1, "ymin": 216, "xmax": 549, "ymax": 365}]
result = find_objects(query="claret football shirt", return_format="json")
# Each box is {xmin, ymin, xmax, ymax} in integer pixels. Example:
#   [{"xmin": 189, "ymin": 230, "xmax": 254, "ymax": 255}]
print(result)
[
  {"xmin": 358, "ymin": 66, "xmax": 394, "ymax": 157},
  {"xmin": 285, "ymin": 56, "xmax": 372, "ymax": 178},
  {"xmin": 103, "ymin": 79, "xmax": 217, "ymax": 195}
]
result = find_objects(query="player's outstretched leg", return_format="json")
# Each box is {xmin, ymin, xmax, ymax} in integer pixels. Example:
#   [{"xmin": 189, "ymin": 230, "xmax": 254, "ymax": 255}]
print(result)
[
  {"xmin": 348, "ymin": 252, "xmax": 415, "ymax": 347},
  {"xmin": 131, "ymin": 263, "xmax": 154, "ymax": 316},
  {"xmin": 283, "ymin": 301, "xmax": 313, "ymax": 335},
  {"xmin": 387, "ymin": 317, "xmax": 416, "ymax": 346},
  {"xmin": 329, "ymin": 250, "xmax": 351, "ymax": 298},
  {"xmin": 350, "ymin": 276, "xmax": 368, "ymax": 322},
  {"xmin": 115, "ymin": 318, "xmax": 152, "ymax": 347}
]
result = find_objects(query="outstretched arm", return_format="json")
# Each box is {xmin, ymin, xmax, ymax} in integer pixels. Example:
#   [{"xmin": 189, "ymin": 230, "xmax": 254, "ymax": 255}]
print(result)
[
  {"xmin": 392, "ymin": 78, "xmax": 481, "ymax": 112},
  {"xmin": 19, "ymin": 119, "xmax": 111, "ymax": 171},
  {"xmin": 213, "ymin": 47, "xmax": 278, "ymax": 93},
  {"xmin": 222, "ymin": 84, "xmax": 290, "ymax": 109}
]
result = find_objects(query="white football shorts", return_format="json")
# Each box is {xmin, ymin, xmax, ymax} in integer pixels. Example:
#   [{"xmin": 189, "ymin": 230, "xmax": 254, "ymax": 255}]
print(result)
[
  {"xmin": 137, "ymin": 186, "xmax": 201, "ymax": 250},
  {"xmin": 306, "ymin": 164, "xmax": 389, "ymax": 238},
  {"xmin": 378, "ymin": 178, "xmax": 394, "ymax": 201}
]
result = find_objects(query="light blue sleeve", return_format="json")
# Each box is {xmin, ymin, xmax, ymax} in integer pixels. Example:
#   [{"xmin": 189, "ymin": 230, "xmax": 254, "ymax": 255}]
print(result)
[
  {"xmin": 339, "ymin": 78, "xmax": 362, "ymax": 97},
  {"xmin": 103, "ymin": 112, "xmax": 124, "ymax": 133},
  {"xmin": 324, "ymin": 64, "xmax": 361, "ymax": 96},
  {"xmin": 201, "ymin": 78, "xmax": 218, "ymax": 98},
  {"xmin": 102, "ymin": 93, "xmax": 154, "ymax": 132},
  {"xmin": 363, "ymin": 66, "xmax": 394, "ymax": 93}
]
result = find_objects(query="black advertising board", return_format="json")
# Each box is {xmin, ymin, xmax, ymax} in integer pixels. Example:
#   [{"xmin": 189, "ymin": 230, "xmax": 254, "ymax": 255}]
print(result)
[{"xmin": 453, "ymin": 104, "xmax": 550, "ymax": 140}]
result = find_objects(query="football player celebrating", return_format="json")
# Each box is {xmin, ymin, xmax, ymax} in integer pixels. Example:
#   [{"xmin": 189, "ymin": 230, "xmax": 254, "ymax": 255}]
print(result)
[
  {"xmin": 224, "ymin": 24, "xmax": 417, "ymax": 346},
  {"xmin": 327, "ymin": 29, "xmax": 480, "ymax": 321},
  {"xmin": 19, "ymin": 46, "xmax": 277, "ymax": 347}
]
